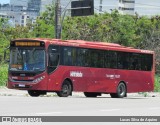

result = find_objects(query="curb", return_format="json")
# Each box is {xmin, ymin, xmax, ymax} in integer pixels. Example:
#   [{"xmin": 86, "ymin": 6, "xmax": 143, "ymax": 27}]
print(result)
[{"xmin": 0, "ymin": 87, "xmax": 160, "ymax": 97}]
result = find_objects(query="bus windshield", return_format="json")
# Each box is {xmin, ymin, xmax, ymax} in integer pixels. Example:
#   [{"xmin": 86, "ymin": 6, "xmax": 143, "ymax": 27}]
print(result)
[{"xmin": 9, "ymin": 48, "xmax": 45, "ymax": 72}]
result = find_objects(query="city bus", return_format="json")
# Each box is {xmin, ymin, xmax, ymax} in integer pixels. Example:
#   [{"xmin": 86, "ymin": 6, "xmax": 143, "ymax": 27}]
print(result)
[{"xmin": 6, "ymin": 38, "xmax": 155, "ymax": 98}]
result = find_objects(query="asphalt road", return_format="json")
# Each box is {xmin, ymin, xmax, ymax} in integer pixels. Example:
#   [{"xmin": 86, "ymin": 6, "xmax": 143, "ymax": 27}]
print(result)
[{"xmin": 0, "ymin": 94, "xmax": 160, "ymax": 116}]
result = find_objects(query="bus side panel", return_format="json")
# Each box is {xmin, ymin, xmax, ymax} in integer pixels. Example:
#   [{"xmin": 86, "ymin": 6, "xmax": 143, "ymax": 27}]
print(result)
[
  {"xmin": 84, "ymin": 68, "xmax": 117, "ymax": 93},
  {"xmin": 47, "ymin": 66, "xmax": 118, "ymax": 93},
  {"xmin": 47, "ymin": 66, "xmax": 154, "ymax": 93},
  {"xmin": 47, "ymin": 66, "xmax": 67, "ymax": 91},
  {"xmin": 67, "ymin": 67, "xmax": 118, "ymax": 93},
  {"xmin": 47, "ymin": 66, "xmax": 92, "ymax": 91},
  {"xmin": 119, "ymin": 70, "xmax": 154, "ymax": 93}
]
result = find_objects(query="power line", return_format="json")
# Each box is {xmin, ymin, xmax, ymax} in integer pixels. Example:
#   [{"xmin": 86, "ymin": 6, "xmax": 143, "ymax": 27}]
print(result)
[{"xmin": 61, "ymin": 0, "xmax": 72, "ymax": 14}]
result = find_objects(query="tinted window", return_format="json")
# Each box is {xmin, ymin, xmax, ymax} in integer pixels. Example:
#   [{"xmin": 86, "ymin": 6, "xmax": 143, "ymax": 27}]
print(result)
[
  {"xmin": 117, "ymin": 52, "xmax": 129, "ymax": 69},
  {"xmin": 48, "ymin": 45, "xmax": 60, "ymax": 73},
  {"xmin": 129, "ymin": 53, "xmax": 141, "ymax": 70},
  {"xmin": 63, "ymin": 47, "xmax": 77, "ymax": 66},
  {"xmin": 141, "ymin": 54, "xmax": 153, "ymax": 71},
  {"xmin": 49, "ymin": 53, "xmax": 59, "ymax": 67},
  {"xmin": 77, "ymin": 48, "xmax": 89, "ymax": 67},
  {"xmin": 84, "ymin": 49, "xmax": 103, "ymax": 68},
  {"xmin": 59, "ymin": 46, "xmax": 153, "ymax": 71},
  {"xmin": 108, "ymin": 51, "xmax": 117, "ymax": 69}
]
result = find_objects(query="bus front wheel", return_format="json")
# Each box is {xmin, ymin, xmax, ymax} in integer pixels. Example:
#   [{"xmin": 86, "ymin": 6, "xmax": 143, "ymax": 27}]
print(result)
[
  {"xmin": 57, "ymin": 80, "xmax": 72, "ymax": 97},
  {"xmin": 110, "ymin": 82, "xmax": 127, "ymax": 98},
  {"xmin": 28, "ymin": 90, "xmax": 41, "ymax": 97}
]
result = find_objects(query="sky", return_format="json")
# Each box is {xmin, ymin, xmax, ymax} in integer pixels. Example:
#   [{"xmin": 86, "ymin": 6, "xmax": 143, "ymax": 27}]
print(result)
[
  {"xmin": 0, "ymin": 0, "xmax": 10, "ymax": 4},
  {"xmin": 0, "ymin": 0, "xmax": 160, "ymax": 16}
]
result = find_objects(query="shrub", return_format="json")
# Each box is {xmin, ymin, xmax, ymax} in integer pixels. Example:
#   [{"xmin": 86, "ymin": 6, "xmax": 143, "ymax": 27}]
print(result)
[
  {"xmin": 0, "ymin": 64, "xmax": 8, "ymax": 86},
  {"xmin": 154, "ymin": 75, "xmax": 160, "ymax": 92}
]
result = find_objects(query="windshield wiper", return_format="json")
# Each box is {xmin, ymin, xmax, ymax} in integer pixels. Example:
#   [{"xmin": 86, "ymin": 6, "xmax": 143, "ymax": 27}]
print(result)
[{"xmin": 16, "ymin": 48, "xmax": 22, "ymax": 59}]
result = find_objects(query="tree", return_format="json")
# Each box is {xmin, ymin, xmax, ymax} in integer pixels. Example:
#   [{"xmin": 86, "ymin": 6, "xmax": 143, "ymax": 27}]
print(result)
[
  {"xmin": 62, "ymin": 10, "xmax": 139, "ymax": 47},
  {"xmin": 0, "ymin": 18, "xmax": 9, "ymax": 62},
  {"xmin": 31, "ymin": 4, "xmax": 55, "ymax": 38},
  {"xmin": 136, "ymin": 16, "xmax": 160, "ymax": 73}
]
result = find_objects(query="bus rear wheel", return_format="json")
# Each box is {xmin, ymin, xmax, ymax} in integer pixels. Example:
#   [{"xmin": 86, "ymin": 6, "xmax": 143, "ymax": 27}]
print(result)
[
  {"xmin": 57, "ymin": 80, "xmax": 72, "ymax": 97},
  {"xmin": 110, "ymin": 82, "xmax": 126, "ymax": 98},
  {"xmin": 84, "ymin": 92, "xmax": 101, "ymax": 97}
]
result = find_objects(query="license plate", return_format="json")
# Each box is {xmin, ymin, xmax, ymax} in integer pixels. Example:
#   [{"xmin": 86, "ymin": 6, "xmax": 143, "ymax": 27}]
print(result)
[{"xmin": 19, "ymin": 84, "xmax": 25, "ymax": 87}]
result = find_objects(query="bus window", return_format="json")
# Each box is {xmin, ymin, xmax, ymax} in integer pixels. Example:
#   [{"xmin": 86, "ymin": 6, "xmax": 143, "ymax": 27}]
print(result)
[
  {"xmin": 63, "ymin": 47, "xmax": 77, "ymax": 66},
  {"xmin": 108, "ymin": 51, "xmax": 117, "ymax": 69},
  {"xmin": 49, "ymin": 53, "xmax": 59, "ymax": 67},
  {"xmin": 117, "ymin": 52, "xmax": 129, "ymax": 70},
  {"xmin": 10, "ymin": 48, "xmax": 45, "ymax": 71},
  {"xmin": 146, "ymin": 54, "xmax": 153, "ymax": 71},
  {"xmin": 141, "ymin": 54, "xmax": 147, "ymax": 71},
  {"xmin": 104, "ymin": 51, "xmax": 109, "ymax": 68},
  {"xmin": 48, "ymin": 45, "xmax": 60, "ymax": 73},
  {"xmin": 141, "ymin": 54, "xmax": 153, "ymax": 71},
  {"xmin": 130, "ymin": 53, "xmax": 141, "ymax": 70},
  {"xmin": 77, "ymin": 48, "xmax": 88, "ymax": 67},
  {"xmin": 90, "ymin": 49, "xmax": 104, "ymax": 68}
]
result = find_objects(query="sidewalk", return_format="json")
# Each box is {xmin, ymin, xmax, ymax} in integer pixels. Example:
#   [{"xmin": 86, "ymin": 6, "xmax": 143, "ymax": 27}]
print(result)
[
  {"xmin": 0, "ymin": 87, "xmax": 28, "ymax": 96},
  {"xmin": 0, "ymin": 87, "xmax": 160, "ymax": 97}
]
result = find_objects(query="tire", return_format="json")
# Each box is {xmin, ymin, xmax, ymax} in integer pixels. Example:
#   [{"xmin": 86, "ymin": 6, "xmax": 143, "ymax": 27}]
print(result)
[
  {"xmin": 110, "ymin": 82, "xmax": 127, "ymax": 98},
  {"xmin": 84, "ymin": 92, "xmax": 101, "ymax": 97},
  {"xmin": 57, "ymin": 80, "xmax": 72, "ymax": 97},
  {"xmin": 28, "ymin": 90, "xmax": 41, "ymax": 97}
]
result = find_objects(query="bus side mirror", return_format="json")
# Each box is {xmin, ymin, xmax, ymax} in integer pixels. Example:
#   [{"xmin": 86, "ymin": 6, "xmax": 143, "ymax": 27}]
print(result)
[{"xmin": 4, "ymin": 47, "xmax": 10, "ymax": 63}]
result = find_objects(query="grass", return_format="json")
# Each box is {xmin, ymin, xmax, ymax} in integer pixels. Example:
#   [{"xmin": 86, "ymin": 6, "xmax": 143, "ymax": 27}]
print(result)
[
  {"xmin": 154, "ymin": 75, "xmax": 160, "ymax": 92},
  {"xmin": 0, "ymin": 64, "xmax": 8, "ymax": 87}
]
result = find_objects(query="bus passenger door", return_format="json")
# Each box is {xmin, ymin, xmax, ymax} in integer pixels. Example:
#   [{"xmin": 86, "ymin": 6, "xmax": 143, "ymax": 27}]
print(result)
[{"xmin": 47, "ymin": 45, "xmax": 60, "ymax": 91}]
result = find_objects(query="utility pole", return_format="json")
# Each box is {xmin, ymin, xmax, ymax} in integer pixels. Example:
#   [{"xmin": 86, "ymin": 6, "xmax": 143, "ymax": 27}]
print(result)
[
  {"xmin": 99, "ymin": 0, "xmax": 103, "ymax": 13},
  {"xmin": 55, "ymin": 0, "xmax": 61, "ymax": 39}
]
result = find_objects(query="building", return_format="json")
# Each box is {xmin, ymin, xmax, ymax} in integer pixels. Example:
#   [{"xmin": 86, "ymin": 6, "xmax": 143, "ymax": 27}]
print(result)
[
  {"xmin": 40, "ymin": 0, "xmax": 53, "ymax": 12},
  {"xmin": 1, "ymin": 0, "xmax": 160, "ymax": 27},
  {"xmin": 57, "ymin": 0, "xmax": 135, "ymax": 15},
  {"xmin": 10, "ymin": 0, "xmax": 28, "ymax": 7},
  {"xmin": 95, "ymin": 0, "xmax": 160, "ymax": 16},
  {"xmin": 0, "ymin": 0, "xmax": 53, "ymax": 27},
  {"xmin": 118, "ymin": 0, "xmax": 135, "ymax": 15},
  {"xmin": 0, "ymin": 4, "xmax": 25, "ymax": 26}
]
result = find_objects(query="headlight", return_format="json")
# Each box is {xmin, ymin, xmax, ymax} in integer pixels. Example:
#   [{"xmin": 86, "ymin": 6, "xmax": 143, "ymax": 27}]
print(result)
[{"xmin": 32, "ymin": 76, "xmax": 45, "ymax": 83}]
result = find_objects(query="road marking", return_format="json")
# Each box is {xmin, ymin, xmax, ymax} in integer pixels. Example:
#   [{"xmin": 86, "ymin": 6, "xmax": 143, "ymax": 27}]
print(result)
[
  {"xmin": 149, "ymin": 107, "xmax": 160, "ymax": 110},
  {"xmin": 36, "ymin": 112, "xmax": 62, "ymax": 115},
  {"xmin": 100, "ymin": 109, "xmax": 121, "ymax": 112}
]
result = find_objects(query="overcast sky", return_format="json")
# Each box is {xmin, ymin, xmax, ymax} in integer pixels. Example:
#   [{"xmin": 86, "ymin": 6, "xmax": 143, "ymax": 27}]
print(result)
[
  {"xmin": 0, "ymin": 0, "xmax": 160, "ymax": 16},
  {"xmin": 0, "ymin": 0, "xmax": 10, "ymax": 4}
]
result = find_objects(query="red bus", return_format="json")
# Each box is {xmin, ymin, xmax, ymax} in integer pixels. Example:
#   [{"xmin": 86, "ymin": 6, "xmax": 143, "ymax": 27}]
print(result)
[{"xmin": 7, "ymin": 38, "xmax": 155, "ymax": 98}]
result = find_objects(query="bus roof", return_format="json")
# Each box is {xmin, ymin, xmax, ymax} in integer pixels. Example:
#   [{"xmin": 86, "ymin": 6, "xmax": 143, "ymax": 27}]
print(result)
[{"xmin": 12, "ymin": 38, "xmax": 154, "ymax": 54}]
